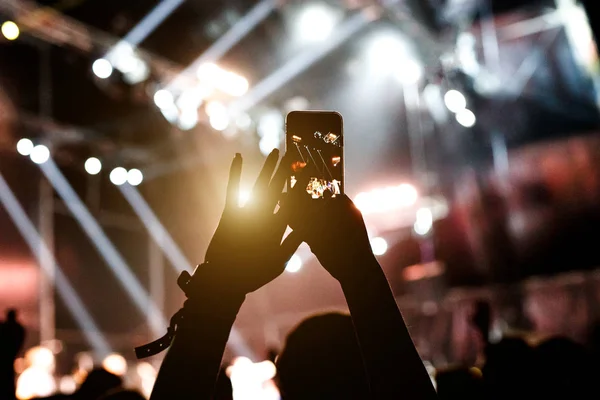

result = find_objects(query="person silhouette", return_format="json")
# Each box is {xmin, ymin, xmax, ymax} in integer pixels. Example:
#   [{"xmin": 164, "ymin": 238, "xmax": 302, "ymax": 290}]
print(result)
[
  {"xmin": 276, "ymin": 313, "xmax": 370, "ymax": 400},
  {"xmin": 0, "ymin": 309, "xmax": 26, "ymax": 400}
]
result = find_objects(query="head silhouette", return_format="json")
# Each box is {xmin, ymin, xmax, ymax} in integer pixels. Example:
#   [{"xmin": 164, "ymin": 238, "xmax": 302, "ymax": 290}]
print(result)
[
  {"xmin": 276, "ymin": 312, "xmax": 369, "ymax": 400},
  {"xmin": 6, "ymin": 308, "xmax": 17, "ymax": 322},
  {"xmin": 77, "ymin": 368, "xmax": 122, "ymax": 399},
  {"xmin": 99, "ymin": 389, "xmax": 146, "ymax": 400}
]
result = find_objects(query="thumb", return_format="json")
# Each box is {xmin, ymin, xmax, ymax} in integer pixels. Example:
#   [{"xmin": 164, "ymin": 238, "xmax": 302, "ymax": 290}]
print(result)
[{"xmin": 280, "ymin": 230, "xmax": 304, "ymax": 265}]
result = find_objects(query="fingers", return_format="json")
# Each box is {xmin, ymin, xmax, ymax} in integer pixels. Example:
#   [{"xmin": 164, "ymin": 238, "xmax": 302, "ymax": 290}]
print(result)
[
  {"xmin": 267, "ymin": 153, "xmax": 293, "ymax": 209},
  {"xmin": 251, "ymin": 149, "xmax": 280, "ymax": 203},
  {"xmin": 279, "ymin": 230, "xmax": 304, "ymax": 264},
  {"xmin": 225, "ymin": 153, "xmax": 243, "ymax": 211}
]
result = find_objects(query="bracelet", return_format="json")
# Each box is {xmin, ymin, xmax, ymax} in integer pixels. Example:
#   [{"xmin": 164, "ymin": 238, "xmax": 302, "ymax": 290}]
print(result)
[{"xmin": 133, "ymin": 266, "xmax": 200, "ymax": 359}]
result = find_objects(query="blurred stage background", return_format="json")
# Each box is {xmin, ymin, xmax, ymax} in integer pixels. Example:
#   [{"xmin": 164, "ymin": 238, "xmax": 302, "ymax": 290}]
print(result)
[{"xmin": 0, "ymin": 0, "xmax": 599, "ymax": 397}]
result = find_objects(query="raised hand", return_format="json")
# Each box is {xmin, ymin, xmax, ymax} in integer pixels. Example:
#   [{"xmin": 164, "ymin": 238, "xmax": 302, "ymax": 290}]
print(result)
[
  {"xmin": 191, "ymin": 149, "xmax": 301, "ymax": 299},
  {"xmin": 286, "ymin": 164, "xmax": 374, "ymax": 284}
]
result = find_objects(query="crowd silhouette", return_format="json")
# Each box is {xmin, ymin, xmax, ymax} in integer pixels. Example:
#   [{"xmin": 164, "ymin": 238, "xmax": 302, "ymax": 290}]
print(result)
[{"xmin": 1, "ymin": 150, "xmax": 600, "ymax": 399}]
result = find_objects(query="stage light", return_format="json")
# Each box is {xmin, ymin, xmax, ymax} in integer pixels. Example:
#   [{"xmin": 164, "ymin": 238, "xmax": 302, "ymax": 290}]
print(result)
[
  {"xmin": 109, "ymin": 167, "xmax": 128, "ymax": 186},
  {"xmin": 366, "ymin": 32, "xmax": 407, "ymax": 74},
  {"xmin": 30, "ymin": 145, "xmax": 50, "ymax": 164},
  {"xmin": 84, "ymin": 157, "xmax": 102, "ymax": 175},
  {"xmin": 206, "ymin": 100, "xmax": 226, "ymax": 117},
  {"xmin": 394, "ymin": 58, "xmax": 422, "ymax": 85},
  {"xmin": 286, "ymin": 254, "xmax": 302, "ymax": 273},
  {"xmin": 284, "ymin": 96, "xmax": 310, "ymax": 112},
  {"xmin": 210, "ymin": 114, "xmax": 230, "ymax": 131},
  {"xmin": 160, "ymin": 103, "xmax": 179, "ymax": 123},
  {"xmin": 296, "ymin": 4, "xmax": 338, "ymax": 43},
  {"xmin": 2, "ymin": 21, "xmax": 20, "ymax": 40},
  {"xmin": 371, "ymin": 237, "xmax": 388, "ymax": 256},
  {"xmin": 176, "ymin": 89, "xmax": 204, "ymax": 111},
  {"xmin": 153, "ymin": 89, "xmax": 174, "ymax": 109},
  {"xmin": 92, "ymin": 59, "xmax": 113, "ymax": 79},
  {"xmin": 207, "ymin": 100, "xmax": 230, "ymax": 131},
  {"xmin": 16, "ymin": 138, "xmax": 34, "ymax": 156},
  {"xmin": 59, "ymin": 376, "xmax": 77, "ymax": 395},
  {"xmin": 414, "ymin": 207, "xmax": 433, "ymax": 235},
  {"xmin": 26, "ymin": 346, "xmax": 55, "ymax": 371},
  {"xmin": 259, "ymin": 135, "xmax": 280, "ymax": 156},
  {"xmin": 16, "ymin": 367, "xmax": 55, "ymax": 399},
  {"xmin": 219, "ymin": 72, "xmax": 249, "ymax": 97},
  {"xmin": 257, "ymin": 110, "xmax": 284, "ymax": 138},
  {"xmin": 127, "ymin": 169, "xmax": 144, "ymax": 186},
  {"xmin": 102, "ymin": 353, "xmax": 127, "ymax": 376},
  {"xmin": 177, "ymin": 108, "xmax": 199, "ymax": 130},
  {"xmin": 456, "ymin": 109, "xmax": 476, "ymax": 127},
  {"xmin": 443, "ymin": 90, "xmax": 466, "ymax": 113},
  {"xmin": 196, "ymin": 62, "xmax": 222, "ymax": 81},
  {"xmin": 398, "ymin": 183, "xmax": 418, "ymax": 206},
  {"xmin": 235, "ymin": 113, "xmax": 252, "ymax": 130}
]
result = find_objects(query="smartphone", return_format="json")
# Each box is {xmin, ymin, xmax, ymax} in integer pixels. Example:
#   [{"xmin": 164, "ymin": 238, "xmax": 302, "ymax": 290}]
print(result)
[{"xmin": 285, "ymin": 111, "xmax": 344, "ymax": 199}]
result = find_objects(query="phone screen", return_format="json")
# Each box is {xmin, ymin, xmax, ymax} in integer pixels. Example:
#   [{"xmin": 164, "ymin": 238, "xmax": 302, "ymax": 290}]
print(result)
[{"xmin": 285, "ymin": 111, "xmax": 344, "ymax": 199}]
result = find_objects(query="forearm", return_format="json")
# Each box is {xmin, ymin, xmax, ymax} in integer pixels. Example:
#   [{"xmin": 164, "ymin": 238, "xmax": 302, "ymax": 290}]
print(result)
[
  {"xmin": 341, "ymin": 256, "xmax": 437, "ymax": 399},
  {"xmin": 150, "ymin": 300, "xmax": 242, "ymax": 400}
]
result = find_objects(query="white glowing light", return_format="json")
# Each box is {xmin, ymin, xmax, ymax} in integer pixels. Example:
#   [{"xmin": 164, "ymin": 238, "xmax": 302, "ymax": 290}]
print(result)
[
  {"xmin": 205, "ymin": 100, "xmax": 227, "ymax": 117},
  {"xmin": 2, "ymin": 21, "xmax": 19, "ymax": 40},
  {"xmin": 30, "ymin": 145, "xmax": 50, "ymax": 164},
  {"xmin": 109, "ymin": 167, "xmax": 128, "ymax": 186},
  {"xmin": 197, "ymin": 63, "xmax": 222, "ymax": 81},
  {"xmin": 122, "ymin": 59, "xmax": 150, "ymax": 84},
  {"xmin": 84, "ymin": 157, "xmax": 102, "ymax": 175},
  {"xmin": 160, "ymin": 103, "xmax": 179, "ymax": 123},
  {"xmin": 59, "ymin": 376, "xmax": 77, "ymax": 394},
  {"xmin": 16, "ymin": 367, "xmax": 56, "ymax": 399},
  {"xmin": 354, "ymin": 183, "xmax": 418, "ymax": 215},
  {"xmin": 238, "ymin": 189, "xmax": 251, "ymax": 207},
  {"xmin": 235, "ymin": 113, "xmax": 253, "ymax": 130},
  {"xmin": 444, "ymin": 90, "xmax": 467, "ymax": 113},
  {"xmin": 228, "ymin": 357, "xmax": 279, "ymax": 400},
  {"xmin": 367, "ymin": 32, "xmax": 408, "ymax": 74},
  {"xmin": 176, "ymin": 89, "xmax": 204, "ymax": 111},
  {"xmin": 456, "ymin": 109, "xmax": 476, "ymax": 127},
  {"xmin": 259, "ymin": 135, "xmax": 280, "ymax": 156},
  {"xmin": 127, "ymin": 169, "xmax": 143, "ymax": 186},
  {"xmin": 398, "ymin": 183, "xmax": 418, "ymax": 206},
  {"xmin": 210, "ymin": 114, "xmax": 230, "ymax": 131},
  {"xmin": 371, "ymin": 237, "xmax": 388, "ymax": 256},
  {"xmin": 26, "ymin": 346, "xmax": 55, "ymax": 371},
  {"xmin": 394, "ymin": 59, "xmax": 422, "ymax": 85},
  {"xmin": 16, "ymin": 138, "xmax": 34, "ymax": 156},
  {"xmin": 153, "ymin": 89, "xmax": 174, "ymax": 109},
  {"xmin": 286, "ymin": 254, "xmax": 302, "ymax": 273},
  {"xmin": 414, "ymin": 207, "xmax": 433, "ymax": 235},
  {"xmin": 296, "ymin": 4, "xmax": 338, "ymax": 43},
  {"xmin": 102, "ymin": 353, "xmax": 127, "ymax": 376},
  {"xmin": 177, "ymin": 108, "xmax": 199, "ymax": 131},
  {"xmin": 257, "ymin": 110, "xmax": 284, "ymax": 139},
  {"xmin": 92, "ymin": 59, "xmax": 113, "ymax": 79},
  {"xmin": 207, "ymin": 101, "xmax": 230, "ymax": 131},
  {"xmin": 219, "ymin": 71, "xmax": 249, "ymax": 97}
]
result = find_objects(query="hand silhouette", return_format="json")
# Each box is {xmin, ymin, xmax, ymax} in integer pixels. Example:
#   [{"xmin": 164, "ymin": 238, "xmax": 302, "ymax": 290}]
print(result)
[
  {"xmin": 286, "ymin": 164, "xmax": 375, "ymax": 284},
  {"xmin": 188, "ymin": 150, "xmax": 302, "ymax": 300}
]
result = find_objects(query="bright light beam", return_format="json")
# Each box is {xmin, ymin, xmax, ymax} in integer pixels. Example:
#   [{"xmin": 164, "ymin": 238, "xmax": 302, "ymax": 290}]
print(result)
[
  {"xmin": 229, "ymin": 12, "xmax": 371, "ymax": 114},
  {"xmin": 167, "ymin": 0, "xmax": 277, "ymax": 91},
  {"xmin": 118, "ymin": 184, "xmax": 256, "ymax": 359},
  {"xmin": 106, "ymin": 0, "xmax": 185, "ymax": 59},
  {"xmin": 0, "ymin": 173, "xmax": 111, "ymax": 358},
  {"xmin": 119, "ymin": 185, "xmax": 192, "ymax": 274},
  {"xmin": 38, "ymin": 160, "xmax": 166, "ymax": 335}
]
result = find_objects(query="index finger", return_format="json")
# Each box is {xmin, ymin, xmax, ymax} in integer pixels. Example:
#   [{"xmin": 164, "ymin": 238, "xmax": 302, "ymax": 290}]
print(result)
[{"xmin": 225, "ymin": 153, "xmax": 243, "ymax": 211}]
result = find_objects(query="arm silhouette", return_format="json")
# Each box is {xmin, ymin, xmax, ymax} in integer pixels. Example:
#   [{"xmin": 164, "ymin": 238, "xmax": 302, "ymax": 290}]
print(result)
[
  {"xmin": 288, "ymin": 190, "xmax": 437, "ymax": 399},
  {"xmin": 150, "ymin": 150, "xmax": 301, "ymax": 400}
]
